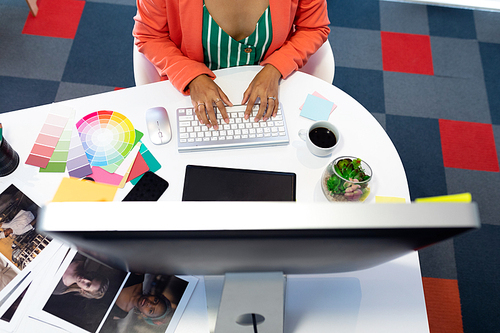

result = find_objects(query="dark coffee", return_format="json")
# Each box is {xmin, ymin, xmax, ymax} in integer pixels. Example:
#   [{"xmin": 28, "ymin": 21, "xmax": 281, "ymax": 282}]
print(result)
[{"xmin": 309, "ymin": 127, "xmax": 337, "ymax": 148}]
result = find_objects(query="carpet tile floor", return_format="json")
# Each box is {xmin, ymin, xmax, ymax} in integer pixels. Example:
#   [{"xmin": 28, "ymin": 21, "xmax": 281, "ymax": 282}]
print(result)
[{"xmin": 1, "ymin": 0, "xmax": 499, "ymax": 332}]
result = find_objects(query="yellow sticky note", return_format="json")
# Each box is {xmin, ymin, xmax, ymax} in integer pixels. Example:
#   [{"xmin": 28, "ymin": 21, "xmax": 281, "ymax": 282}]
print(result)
[
  {"xmin": 376, "ymin": 196, "xmax": 406, "ymax": 203},
  {"xmin": 415, "ymin": 193, "xmax": 472, "ymax": 203},
  {"xmin": 52, "ymin": 177, "xmax": 118, "ymax": 202}
]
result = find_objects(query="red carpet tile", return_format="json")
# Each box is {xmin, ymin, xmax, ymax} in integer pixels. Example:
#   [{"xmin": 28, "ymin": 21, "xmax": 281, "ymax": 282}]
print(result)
[
  {"xmin": 422, "ymin": 277, "xmax": 463, "ymax": 333},
  {"xmin": 22, "ymin": 0, "xmax": 85, "ymax": 39},
  {"xmin": 381, "ymin": 31, "xmax": 434, "ymax": 75},
  {"xmin": 439, "ymin": 119, "xmax": 500, "ymax": 172}
]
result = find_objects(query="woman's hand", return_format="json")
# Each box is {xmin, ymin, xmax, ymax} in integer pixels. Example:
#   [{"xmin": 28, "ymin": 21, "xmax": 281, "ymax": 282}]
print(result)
[
  {"xmin": 188, "ymin": 75, "xmax": 233, "ymax": 130},
  {"xmin": 242, "ymin": 64, "xmax": 282, "ymax": 122}
]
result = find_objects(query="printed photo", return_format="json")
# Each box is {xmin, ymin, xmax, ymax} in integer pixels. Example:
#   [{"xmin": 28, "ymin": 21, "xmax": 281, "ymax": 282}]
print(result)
[
  {"xmin": 99, "ymin": 274, "xmax": 191, "ymax": 333},
  {"xmin": 0, "ymin": 284, "xmax": 28, "ymax": 323},
  {"xmin": 42, "ymin": 252, "xmax": 129, "ymax": 333},
  {"xmin": 0, "ymin": 240, "xmax": 68, "ymax": 330},
  {"xmin": 0, "ymin": 185, "xmax": 51, "ymax": 276},
  {"xmin": 0, "ymin": 253, "xmax": 18, "ymax": 293}
]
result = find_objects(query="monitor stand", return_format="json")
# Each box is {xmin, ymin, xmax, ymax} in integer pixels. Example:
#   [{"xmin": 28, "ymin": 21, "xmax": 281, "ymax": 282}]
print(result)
[{"xmin": 205, "ymin": 272, "xmax": 286, "ymax": 333}]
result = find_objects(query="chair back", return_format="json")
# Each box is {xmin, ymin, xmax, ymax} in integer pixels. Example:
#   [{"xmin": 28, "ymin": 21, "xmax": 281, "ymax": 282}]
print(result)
[
  {"xmin": 133, "ymin": 39, "xmax": 335, "ymax": 86},
  {"xmin": 298, "ymin": 39, "xmax": 335, "ymax": 84},
  {"xmin": 133, "ymin": 43, "xmax": 161, "ymax": 86}
]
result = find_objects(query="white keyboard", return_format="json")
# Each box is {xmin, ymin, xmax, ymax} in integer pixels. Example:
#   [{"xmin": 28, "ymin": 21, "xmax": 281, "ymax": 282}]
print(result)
[{"xmin": 176, "ymin": 104, "xmax": 289, "ymax": 152}]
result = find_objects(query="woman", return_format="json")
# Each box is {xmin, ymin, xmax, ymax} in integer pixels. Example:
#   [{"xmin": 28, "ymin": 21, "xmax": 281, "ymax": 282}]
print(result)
[
  {"xmin": 107, "ymin": 274, "xmax": 173, "ymax": 325},
  {"xmin": 53, "ymin": 255, "xmax": 109, "ymax": 300},
  {"xmin": 133, "ymin": 0, "xmax": 330, "ymax": 129}
]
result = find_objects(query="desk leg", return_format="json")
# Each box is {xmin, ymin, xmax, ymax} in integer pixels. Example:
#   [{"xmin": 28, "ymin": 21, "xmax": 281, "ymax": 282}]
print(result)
[{"xmin": 25, "ymin": 0, "xmax": 38, "ymax": 16}]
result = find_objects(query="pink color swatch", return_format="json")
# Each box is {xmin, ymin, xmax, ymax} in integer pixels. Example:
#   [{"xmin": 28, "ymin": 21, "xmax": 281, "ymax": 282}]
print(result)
[{"xmin": 26, "ymin": 110, "xmax": 70, "ymax": 168}]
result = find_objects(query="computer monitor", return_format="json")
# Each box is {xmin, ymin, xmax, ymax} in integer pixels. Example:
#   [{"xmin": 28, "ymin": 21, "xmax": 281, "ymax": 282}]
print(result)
[
  {"xmin": 37, "ymin": 201, "xmax": 480, "ymax": 333},
  {"xmin": 37, "ymin": 201, "xmax": 479, "ymax": 275}
]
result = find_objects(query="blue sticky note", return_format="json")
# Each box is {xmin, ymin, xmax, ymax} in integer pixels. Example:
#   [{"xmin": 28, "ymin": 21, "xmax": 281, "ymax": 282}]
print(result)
[{"xmin": 300, "ymin": 94, "xmax": 335, "ymax": 121}]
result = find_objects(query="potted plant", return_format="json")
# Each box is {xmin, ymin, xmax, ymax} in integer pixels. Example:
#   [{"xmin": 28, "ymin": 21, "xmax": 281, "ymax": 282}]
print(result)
[{"xmin": 321, "ymin": 156, "xmax": 372, "ymax": 202}]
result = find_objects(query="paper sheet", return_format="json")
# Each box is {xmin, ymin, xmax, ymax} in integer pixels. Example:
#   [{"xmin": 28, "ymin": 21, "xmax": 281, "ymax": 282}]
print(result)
[{"xmin": 51, "ymin": 177, "xmax": 118, "ymax": 202}]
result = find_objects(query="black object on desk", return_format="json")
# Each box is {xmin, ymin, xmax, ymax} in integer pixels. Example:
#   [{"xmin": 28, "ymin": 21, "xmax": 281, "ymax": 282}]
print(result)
[
  {"xmin": 122, "ymin": 171, "xmax": 169, "ymax": 201},
  {"xmin": 182, "ymin": 165, "xmax": 296, "ymax": 201}
]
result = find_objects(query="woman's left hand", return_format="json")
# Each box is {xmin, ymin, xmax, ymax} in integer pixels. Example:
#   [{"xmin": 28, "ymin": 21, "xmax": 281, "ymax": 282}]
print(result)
[{"xmin": 242, "ymin": 64, "xmax": 282, "ymax": 122}]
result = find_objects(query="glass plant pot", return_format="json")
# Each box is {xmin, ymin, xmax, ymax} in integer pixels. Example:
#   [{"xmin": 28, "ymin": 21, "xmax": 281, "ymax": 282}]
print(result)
[{"xmin": 321, "ymin": 156, "xmax": 372, "ymax": 202}]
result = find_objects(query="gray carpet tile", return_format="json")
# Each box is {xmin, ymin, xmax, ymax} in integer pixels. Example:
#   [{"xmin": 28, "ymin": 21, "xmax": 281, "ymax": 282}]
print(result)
[
  {"xmin": 329, "ymin": 27, "xmax": 383, "ymax": 71},
  {"xmin": 418, "ymin": 239, "xmax": 458, "ymax": 280},
  {"xmin": 55, "ymin": 82, "xmax": 117, "ymax": 102},
  {"xmin": 0, "ymin": 5, "xmax": 28, "ymax": 35},
  {"xmin": 431, "ymin": 37, "xmax": 484, "ymax": 80},
  {"xmin": 445, "ymin": 168, "xmax": 500, "ymax": 227},
  {"xmin": 379, "ymin": 1, "xmax": 430, "ymax": 35},
  {"xmin": 479, "ymin": 42, "xmax": 500, "ymax": 126},
  {"xmin": 0, "ymin": 34, "xmax": 72, "ymax": 81},
  {"xmin": 383, "ymin": 71, "xmax": 491, "ymax": 122},
  {"xmin": 474, "ymin": 10, "xmax": 500, "ymax": 44}
]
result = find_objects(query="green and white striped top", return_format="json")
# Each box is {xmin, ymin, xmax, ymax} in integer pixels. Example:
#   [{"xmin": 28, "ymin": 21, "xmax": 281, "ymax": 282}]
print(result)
[{"xmin": 202, "ymin": 5, "xmax": 273, "ymax": 70}]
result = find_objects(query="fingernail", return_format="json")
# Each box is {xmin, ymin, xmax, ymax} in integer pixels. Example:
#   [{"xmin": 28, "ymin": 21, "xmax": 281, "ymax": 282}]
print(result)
[{"xmin": 225, "ymin": 118, "xmax": 229, "ymax": 123}]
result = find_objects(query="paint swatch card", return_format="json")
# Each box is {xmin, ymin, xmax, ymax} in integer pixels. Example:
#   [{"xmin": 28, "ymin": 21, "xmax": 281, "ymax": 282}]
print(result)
[
  {"xmin": 86, "ymin": 143, "xmax": 142, "ymax": 187},
  {"xmin": 25, "ymin": 105, "xmax": 73, "ymax": 168},
  {"xmin": 52, "ymin": 177, "xmax": 118, "ymax": 202},
  {"xmin": 126, "ymin": 150, "xmax": 149, "ymax": 182},
  {"xmin": 130, "ymin": 142, "xmax": 162, "ymax": 185},
  {"xmin": 40, "ymin": 113, "xmax": 74, "ymax": 173},
  {"xmin": 67, "ymin": 124, "xmax": 92, "ymax": 179}
]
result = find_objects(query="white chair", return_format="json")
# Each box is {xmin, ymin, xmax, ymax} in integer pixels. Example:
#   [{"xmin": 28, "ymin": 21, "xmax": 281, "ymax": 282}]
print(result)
[
  {"xmin": 299, "ymin": 39, "xmax": 335, "ymax": 84},
  {"xmin": 133, "ymin": 39, "xmax": 335, "ymax": 86},
  {"xmin": 133, "ymin": 43, "xmax": 162, "ymax": 86}
]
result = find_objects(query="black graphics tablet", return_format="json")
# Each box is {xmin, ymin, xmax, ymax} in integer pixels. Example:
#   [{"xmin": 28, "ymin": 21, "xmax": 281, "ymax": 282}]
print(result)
[{"xmin": 182, "ymin": 165, "xmax": 296, "ymax": 201}]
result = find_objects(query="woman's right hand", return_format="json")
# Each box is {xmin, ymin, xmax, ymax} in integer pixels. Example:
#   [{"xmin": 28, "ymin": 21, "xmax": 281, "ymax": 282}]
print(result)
[{"xmin": 188, "ymin": 75, "xmax": 233, "ymax": 130}]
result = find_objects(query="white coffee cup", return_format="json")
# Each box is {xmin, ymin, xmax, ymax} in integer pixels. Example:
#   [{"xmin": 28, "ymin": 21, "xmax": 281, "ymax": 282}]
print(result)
[{"xmin": 298, "ymin": 121, "xmax": 340, "ymax": 157}]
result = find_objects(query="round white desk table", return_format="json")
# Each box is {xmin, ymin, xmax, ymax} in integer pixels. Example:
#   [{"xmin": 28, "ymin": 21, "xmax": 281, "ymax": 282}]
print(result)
[{"xmin": 0, "ymin": 66, "xmax": 428, "ymax": 333}]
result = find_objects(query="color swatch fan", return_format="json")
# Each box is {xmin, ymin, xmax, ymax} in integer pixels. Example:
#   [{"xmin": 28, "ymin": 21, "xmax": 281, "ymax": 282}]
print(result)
[{"xmin": 76, "ymin": 111, "xmax": 136, "ymax": 167}]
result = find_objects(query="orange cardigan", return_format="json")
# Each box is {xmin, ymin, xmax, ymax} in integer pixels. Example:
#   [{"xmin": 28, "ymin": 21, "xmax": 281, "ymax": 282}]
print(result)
[{"xmin": 133, "ymin": 0, "xmax": 330, "ymax": 94}]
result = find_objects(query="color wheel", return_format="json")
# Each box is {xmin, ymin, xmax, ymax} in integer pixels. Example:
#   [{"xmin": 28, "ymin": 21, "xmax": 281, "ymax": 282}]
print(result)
[{"xmin": 76, "ymin": 110, "xmax": 136, "ymax": 167}]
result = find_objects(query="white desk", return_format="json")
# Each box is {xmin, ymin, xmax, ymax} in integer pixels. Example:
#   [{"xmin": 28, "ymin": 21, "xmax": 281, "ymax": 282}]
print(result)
[{"xmin": 0, "ymin": 66, "xmax": 428, "ymax": 332}]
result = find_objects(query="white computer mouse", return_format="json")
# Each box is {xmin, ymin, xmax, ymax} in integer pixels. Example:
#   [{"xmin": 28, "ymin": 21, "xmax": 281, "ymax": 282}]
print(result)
[{"xmin": 146, "ymin": 107, "xmax": 172, "ymax": 145}]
